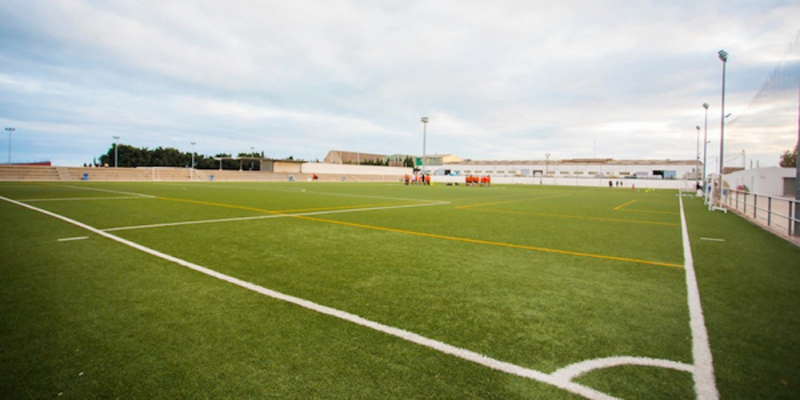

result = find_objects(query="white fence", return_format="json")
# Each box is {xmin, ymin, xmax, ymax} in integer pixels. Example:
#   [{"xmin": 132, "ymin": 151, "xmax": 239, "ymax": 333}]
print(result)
[{"xmin": 724, "ymin": 190, "xmax": 800, "ymax": 238}]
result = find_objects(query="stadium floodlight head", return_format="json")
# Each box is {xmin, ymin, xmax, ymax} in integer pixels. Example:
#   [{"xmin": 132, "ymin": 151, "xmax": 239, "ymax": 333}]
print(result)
[
  {"xmin": 718, "ymin": 50, "xmax": 728, "ymax": 62},
  {"xmin": 703, "ymin": 103, "xmax": 709, "ymax": 110},
  {"xmin": 421, "ymin": 117, "xmax": 429, "ymax": 124}
]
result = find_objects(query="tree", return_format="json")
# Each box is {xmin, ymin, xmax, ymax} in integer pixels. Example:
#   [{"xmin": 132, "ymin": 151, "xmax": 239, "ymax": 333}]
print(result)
[{"xmin": 779, "ymin": 148, "xmax": 797, "ymax": 168}]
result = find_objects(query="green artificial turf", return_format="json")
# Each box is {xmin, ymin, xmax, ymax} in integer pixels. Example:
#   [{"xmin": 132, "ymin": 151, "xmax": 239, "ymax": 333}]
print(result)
[{"xmin": 1, "ymin": 181, "xmax": 798, "ymax": 399}]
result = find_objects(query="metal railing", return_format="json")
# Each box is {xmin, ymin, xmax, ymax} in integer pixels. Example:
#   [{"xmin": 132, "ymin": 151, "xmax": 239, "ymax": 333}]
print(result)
[{"xmin": 724, "ymin": 189, "xmax": 800, "ymax": 237}]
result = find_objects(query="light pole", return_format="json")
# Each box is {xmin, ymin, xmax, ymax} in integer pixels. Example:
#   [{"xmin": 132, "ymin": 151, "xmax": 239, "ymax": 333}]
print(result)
[
  {"xmin": 741, "ymin": 149, "xmax": 746, "ymax": 169},
  {"xmin": 695, "ymin": 126, "xmax": 701, "ymax": 180},
  {"xmin": 702, "ymin": 103, "xmax": 709, "ymax": 201},
  {"xmin": 545, "ymin": 153, "xmax": 550, "ymax": 175},
  {"xmin": 190, "ymin": 142, "xmax": 196, "ymax": 180},
  {"xmin": 250, "ymin": 146, "xmax": 254, "ymax": 170},
  {"xmin": 4, "ymin": 127, "xmax": 14, "ymax": 164},
  {"xmin": 718, "ymin": 49, "xmax": 728, "ymax": 206},
  {"xmin": 112, "ymin": 135, "xmax": 120, "ymax": 168},
  {"xmin": 420, "ymin": 116, "xmax": 429, "ymax": 175}
]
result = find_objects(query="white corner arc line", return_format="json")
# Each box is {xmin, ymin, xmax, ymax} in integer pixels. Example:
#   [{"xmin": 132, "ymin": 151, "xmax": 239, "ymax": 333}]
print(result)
[
  {"xmin": 0, "ymin": 195, "xmax": 615, "ymax": 400},
  {"xmin": 679, "ymin": 193, "xmax": 719, "ymax": 400},
  {"xmin": 551, "ymin": 356, "xmax": 694, "ymax": 381}
]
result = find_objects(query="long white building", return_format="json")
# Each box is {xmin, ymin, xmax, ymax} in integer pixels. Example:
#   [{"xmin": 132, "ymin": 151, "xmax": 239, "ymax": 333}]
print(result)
[{"xmin": 431, "ymin": 158, "xmax": 702, "ymax": 180}]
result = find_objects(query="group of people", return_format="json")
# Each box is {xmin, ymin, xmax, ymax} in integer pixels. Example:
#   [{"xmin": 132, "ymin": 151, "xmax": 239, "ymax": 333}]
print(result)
[
  {"xmin": 404, "ymin": 173, "xmax": 431, "ymax": 185},
  {"xmin": 466, "ymin": 175, "xmax": 491, "ymax": 187},
  {"xmin": 608, "ymin": 180, "xmax": 625, "ymax": 188},
  {"xmin": 402, "ymin": 173, "xmax": 492, "ymax": 187}
]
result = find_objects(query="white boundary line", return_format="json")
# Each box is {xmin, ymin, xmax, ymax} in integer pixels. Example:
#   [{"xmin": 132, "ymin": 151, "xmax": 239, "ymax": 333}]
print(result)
[
  {"xmin": 0, "ymin": 194, "xmax": 619, "ymax": 400},
  {"xmin": 103, "ymin": 201, "xmax": 451, "ymax": 232},
  {"xmin": 679, "ymin": 193, "xmax": 720, "ymax": 399},
  {"xmin": 20, "ymin": 196, "xmax": 150, "ymax": 202}
]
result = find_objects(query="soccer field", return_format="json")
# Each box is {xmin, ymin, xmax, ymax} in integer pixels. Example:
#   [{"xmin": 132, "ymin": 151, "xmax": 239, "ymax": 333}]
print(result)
[{"xmin": 1, "ymin": 182, "xmax": 798, "ymax": 399}]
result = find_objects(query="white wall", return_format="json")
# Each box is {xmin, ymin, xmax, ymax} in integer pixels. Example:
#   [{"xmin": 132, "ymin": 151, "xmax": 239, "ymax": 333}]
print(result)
[
  {"xmin": 301, "ymin": 162, "xmax": 412, "ymax": 176},
  {"xmin": 436, "ymin": 161, "xmax": 699, "ymax": 180},
  {"xmin": 431, "ymin": 175, "xmax": 694, "ymax": 190},
  {"xmin": 724, "ymin": 167, "xmax": 795, "ymax": 197}
]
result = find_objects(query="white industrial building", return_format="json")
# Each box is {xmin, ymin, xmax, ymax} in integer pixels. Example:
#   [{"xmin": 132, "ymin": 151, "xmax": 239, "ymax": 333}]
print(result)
[
  {"xmin": 724, "ymin": 167, "xmax": 797, "ymax": 197},
  {"xmin": 432, "ymin": 158, "xmax": 702, "ymax": 180}
]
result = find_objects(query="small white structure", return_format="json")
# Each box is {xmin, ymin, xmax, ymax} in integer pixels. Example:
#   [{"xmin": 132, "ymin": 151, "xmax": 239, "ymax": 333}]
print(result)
[{"xmin": 724, "ymin": 167, "xmax": 797, "ymax": 198}]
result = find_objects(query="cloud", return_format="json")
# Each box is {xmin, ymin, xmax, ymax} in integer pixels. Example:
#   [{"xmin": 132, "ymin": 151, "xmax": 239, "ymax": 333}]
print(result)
[{"xmin": 0, "ymin": 0, "xmax": 798, "ymax": 168}]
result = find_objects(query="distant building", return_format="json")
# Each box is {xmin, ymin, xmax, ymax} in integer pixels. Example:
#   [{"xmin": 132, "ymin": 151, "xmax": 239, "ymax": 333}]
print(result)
[
  {"xmin": 436, "ymin": 158, "xmax": 701, "ymax": 180},
  {"xmin": 323, "ymin": 150, "xmax": 701, "ymax": 180},
  {"xmin": 324, "ymin": 150, "xmax": 461, "ymax": 168},
  {"xmin": 324, "ymin": 150, "xmax": 389, "ymax": 165}
]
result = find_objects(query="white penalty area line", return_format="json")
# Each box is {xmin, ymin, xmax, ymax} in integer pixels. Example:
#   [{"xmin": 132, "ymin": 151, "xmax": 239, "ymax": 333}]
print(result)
[
  {"xmin": 103, "ymin": 201, "xmax": 451, "ymax": 232},
  {"xmin": 0, "ymin": 194, "xmax": 616, "ymax": 400},
  {"xmin": 58, "ymin": 184, "xmax": 156, "ymax": 198},
  {"xmin": 678, "ymin": 193, "xmax": 720, "ymax": 400},
  {"xmin": 57, "ymin": 236, "xmax": 89, "ymax": 242}
]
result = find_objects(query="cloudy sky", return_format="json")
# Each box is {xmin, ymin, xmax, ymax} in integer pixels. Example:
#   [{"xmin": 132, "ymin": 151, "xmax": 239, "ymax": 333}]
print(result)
[{"xmin": 1, "ymin": 0, "xmax": 798, "ymax": 168}]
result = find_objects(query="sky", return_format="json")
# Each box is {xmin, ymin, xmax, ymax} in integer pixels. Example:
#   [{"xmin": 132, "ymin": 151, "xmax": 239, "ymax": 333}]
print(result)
[{"xmin": 1, "ymin": 0, "xmax": 799, "ymax": 168}]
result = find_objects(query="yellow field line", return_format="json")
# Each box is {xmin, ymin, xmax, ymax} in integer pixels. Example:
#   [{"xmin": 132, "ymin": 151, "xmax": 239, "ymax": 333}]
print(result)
[
  {"xmin": 457, "ymin": 193, "xmax": 571, "ymax": 210},
  {"xmin": 294, "ymin": 215, "xmax": 683, "ymax": 269},
  {"xmin": 157, "ymin": 196, "xmax": 417, "ymax": 215},
  {"xmin": 277, "ymin": 202, "xmax": 416, "ymax": 213},
  {"xmin": 460, "ymin": 207, "xmax": 679, "ymax": 227},
  {"xmin": 616, "ymin": 209, "xmax": 679, "ymax": 215},
  {"xmin": 156, "ymin": 195, "xmax": 682, "ymax": 268},
  {"xmin": 613, "ymin": 199, "xmax": 637, "ymax": 210},
  {"xmin": 158, "ymin": 196, "xmax": 281, "ymax": 214}
]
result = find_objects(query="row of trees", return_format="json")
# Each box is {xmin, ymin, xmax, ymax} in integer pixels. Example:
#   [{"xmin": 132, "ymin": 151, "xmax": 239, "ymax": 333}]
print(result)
[
  {"xmin": 349, "ymin": 156, "xmax": 416, "ymax": 168},
  {"xmin": 96, "ymin": 144, "xmax": 284, "ymax": 170}
]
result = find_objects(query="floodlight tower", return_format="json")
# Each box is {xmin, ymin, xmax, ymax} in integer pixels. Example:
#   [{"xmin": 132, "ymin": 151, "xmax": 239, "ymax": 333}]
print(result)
[
  {"xmin": 702, "ymin": 103, "xmax": 710, "ymax": 202},
  {"xmin": 112, "ymin": 135, "xmax": 120, "ymax": 168},
  {"xmin": 718, "ymin": 49, "xmax": 728, "ymax": 205},
  {"xmin": 421, "ymin": 116, "xmax": 429, "ymax": 174},
  {"xmin": 4, "ymin": 127, "xmax": 14, "ymax": 164},
  {"xmin": 191, "ymin": 142, "xmax": 196, "ymax": 180},
  {"xmin": 545, "ymin": 153, "xmax": 551, "ymax": 175},
  {"xmin": 695, "ymin": 126, "xmax": 701, "ymax": 179}
]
